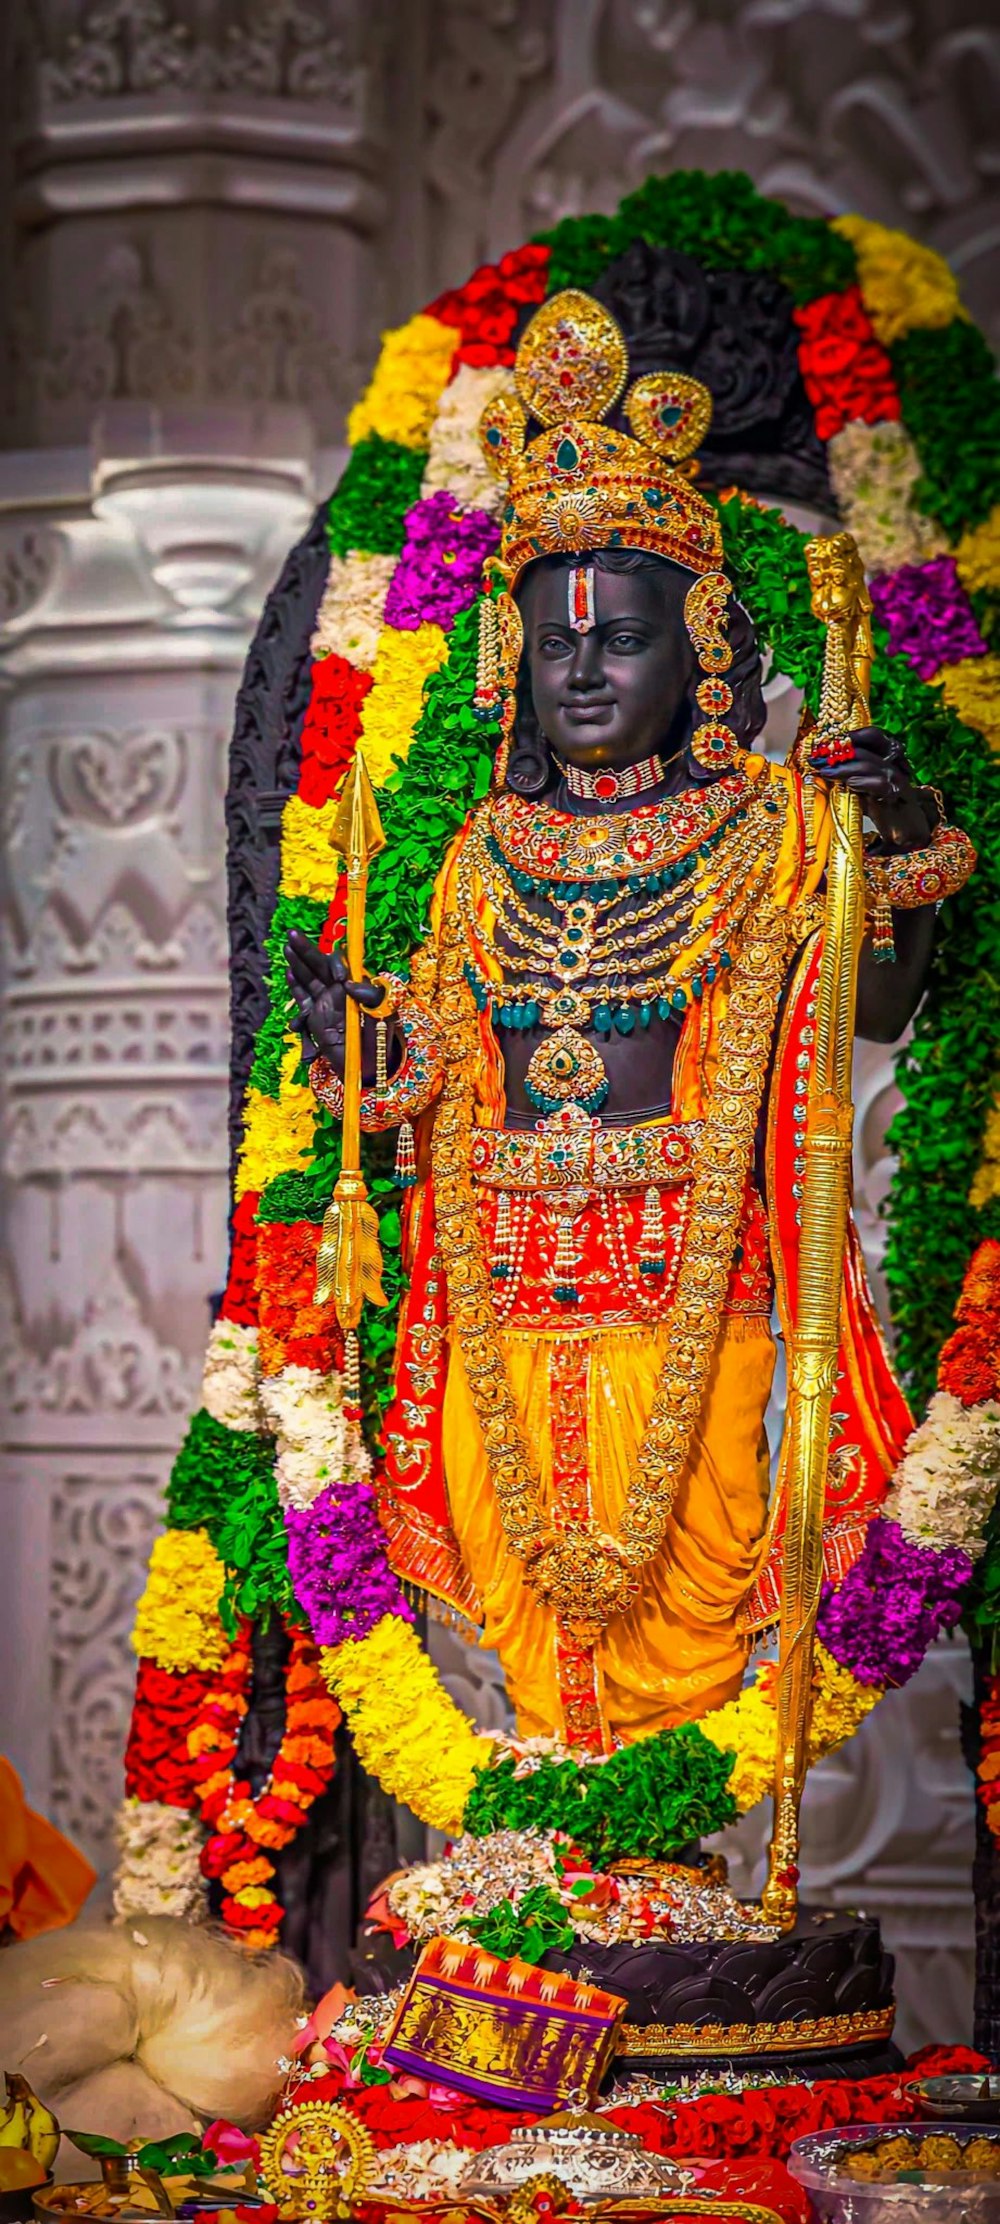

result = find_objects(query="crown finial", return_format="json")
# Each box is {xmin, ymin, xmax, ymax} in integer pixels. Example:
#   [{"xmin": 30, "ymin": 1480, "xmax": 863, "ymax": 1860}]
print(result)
[{"xmin": 513, "ymin": 290, "xmax": 630, "ymax": 429}]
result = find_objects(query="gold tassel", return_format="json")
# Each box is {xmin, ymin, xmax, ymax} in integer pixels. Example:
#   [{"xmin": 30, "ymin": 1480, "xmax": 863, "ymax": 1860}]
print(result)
[
  {"xmin": 639, "ymin": 1184, "xmax": 666, "ymax": 1276},
  {"xmin": 394, "ymin": 1118, "xmax": 417, "ymax": 1187}
]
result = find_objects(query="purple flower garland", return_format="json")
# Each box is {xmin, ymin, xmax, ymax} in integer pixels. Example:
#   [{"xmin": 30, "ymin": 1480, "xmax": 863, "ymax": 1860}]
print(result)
[
  {"xmin": 285, "ymin": 1478, "xmax": 414, "ymax": 1648},
  {"xmin": 816, "ymin": 1514, "xmax": 971, "ymax": 1688},
  {"xmin": 384, "ymin": 491, "xmax": 499, "ymax": 632},
  {"xmin": 869, "ymin": 554, "xmax": 987, "ymax": 681}
]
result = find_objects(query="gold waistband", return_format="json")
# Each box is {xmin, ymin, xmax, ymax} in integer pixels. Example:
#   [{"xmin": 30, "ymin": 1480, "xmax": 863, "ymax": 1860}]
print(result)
[
  {"xmin": 617, "ymin": 2003, "xmax": 895, "ymax": 2060},
  {"xmin": 469, "ymin": 1108, "xmax": 699, "ymax": 1194}
]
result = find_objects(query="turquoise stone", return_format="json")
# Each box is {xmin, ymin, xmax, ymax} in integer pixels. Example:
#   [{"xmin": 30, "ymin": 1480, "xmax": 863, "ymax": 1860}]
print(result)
[{"xmin": 555, "ymin": 437, "xmax": 579, "ymax": 471}]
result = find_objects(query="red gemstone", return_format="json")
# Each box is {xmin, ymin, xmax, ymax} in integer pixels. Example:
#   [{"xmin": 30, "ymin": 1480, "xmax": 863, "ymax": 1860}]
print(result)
[{"xmin": 593, "ymin": 772, "xmax": 619, "ymax": 800}]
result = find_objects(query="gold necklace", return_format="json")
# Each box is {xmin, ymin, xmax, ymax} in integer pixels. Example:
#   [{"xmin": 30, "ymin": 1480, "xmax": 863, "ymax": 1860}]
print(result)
[{"xmin": 430, "ymin": 885, "xmax": 796, "ymax": 1643}]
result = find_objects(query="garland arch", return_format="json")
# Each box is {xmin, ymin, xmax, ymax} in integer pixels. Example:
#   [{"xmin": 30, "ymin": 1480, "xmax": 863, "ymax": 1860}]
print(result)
[{"xmin": 117, "ymin": 170, "xmax": 1000, "ymax": 1934}]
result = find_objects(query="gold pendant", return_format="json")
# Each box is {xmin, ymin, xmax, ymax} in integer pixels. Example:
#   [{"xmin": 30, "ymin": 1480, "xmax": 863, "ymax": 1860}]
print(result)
[{"xmin": 525, "ymin": 1026, "xmax": 609, "ymax": 1114}]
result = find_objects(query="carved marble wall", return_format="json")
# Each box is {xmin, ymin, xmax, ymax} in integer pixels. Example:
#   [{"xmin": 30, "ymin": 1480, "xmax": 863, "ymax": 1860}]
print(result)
[{"xmin": 0, "ymin": 0, "xmax": 993, "ymax": 2033}]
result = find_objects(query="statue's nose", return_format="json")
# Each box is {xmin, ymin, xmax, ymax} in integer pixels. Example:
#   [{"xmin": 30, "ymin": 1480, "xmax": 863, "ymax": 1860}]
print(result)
[{"xmin": 567, "ymin": 634, "xmax": 602, "ymax": 688}]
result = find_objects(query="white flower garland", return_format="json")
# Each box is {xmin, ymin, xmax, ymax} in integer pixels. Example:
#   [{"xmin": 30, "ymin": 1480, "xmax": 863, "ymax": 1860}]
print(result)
[
  {"xmin": 311, "ymin": 551, "xmax": 396, "ymax": 668},
  {"xmin": 421, "ymin": 363, "xmax": 516, "ymax": 514},
  {"xmin": 827, "ymin": 418, "xmax": 946, "ymax": 575},
  {"xmin": 201, "ymin": 1319, "xmax": 260, "ymax": 1434},
  {"xmin": 883, "ymin": 1388, "xmax": 1000, "ymax": 1558},
  {"xmin": 112, "ymin": 1799, "xmax": 207, "ymax": 1923},
  {"xmin": 259, "ymin": 1363, "xmax": 359, "ymax": 1511}
]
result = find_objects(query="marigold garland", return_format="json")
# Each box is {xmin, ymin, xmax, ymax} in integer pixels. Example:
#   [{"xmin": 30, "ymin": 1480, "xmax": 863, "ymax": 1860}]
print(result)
[
  {"xmin": 320, "ymin": 1617, "xmax": 492, "ymax": 1836},
  {"xmin": 187, "ymin": 1618, "xmax": 340, "ymax": 1950},
  {"xmin": 356, "ymin": 622, "xmax": 449, "ymax": 786},
  {"xmin": 132, "ymin": 1530, "xmax": 228, "ymax": 1675},
  {"xmin": 347, "ymin": 315, "xmax": 457, "ymax": 450},
  {"xmin": 833, "ymin": 215, "xmax": 966, "ymax": 346}
]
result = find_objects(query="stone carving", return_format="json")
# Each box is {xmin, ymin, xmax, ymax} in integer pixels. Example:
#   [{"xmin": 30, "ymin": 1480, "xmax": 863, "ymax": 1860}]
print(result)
[
  {"xmin": 37, "ymin": 244, "xmax": 195, "ymax": 408},
  {"xmin": 33, "ymin": 0, "xmax": 370, "ymax": 110},
  {"xmin": 3, "ymin": 1091, "xmax": 227, "ymax": 1181},
  {"xmin": 3, "ymin": 899, "xmax": 229, "ymax": 986},
  {"xmin": 595, "ymin": 240, "xmax": 831, "ymax": 508},
  {"xmin": 51, "ymin": 726, "xmax": 184, "ymax": 832},
  {"xmin": 209, "ymin": 249, "xmax": 362, "ymax": 410},
  {"xmin": 0, "ymin": 1261, "xmax": 198, "ymax": 1420},
  {"xmin": 225, "ymin": 503, "xmax": 329, "ymax": 1184},
  {"xmin": 0, "ymin": 527, "xmax": 60, "ymax": 626},
  {"xmin": 418, "ymin": 0, "xmax": 1000, "ymax": 351},
  {"xmin": 50, "ymin": 1469, "xmax": 165, "ymax": 1872}
]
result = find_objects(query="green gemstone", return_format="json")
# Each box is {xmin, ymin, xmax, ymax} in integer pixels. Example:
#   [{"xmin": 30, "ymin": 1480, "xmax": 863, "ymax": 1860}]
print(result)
[{"xmin": 555, "ymin": 437, "xmax": 579, "ymax": 471}]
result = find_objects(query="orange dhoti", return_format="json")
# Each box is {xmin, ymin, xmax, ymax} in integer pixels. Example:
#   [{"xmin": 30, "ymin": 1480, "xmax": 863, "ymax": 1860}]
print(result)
[
  {"xmin": 443, "ymin": 1310, "xmax": 775, "ymax": 1742},
  {"xmin": 437, "ymin": 1162, "xmax": 776, "ymax": 1744}
]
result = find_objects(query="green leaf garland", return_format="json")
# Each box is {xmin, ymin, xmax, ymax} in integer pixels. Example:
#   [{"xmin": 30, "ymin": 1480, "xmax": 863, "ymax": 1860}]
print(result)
[
  {"xmin": 537, "ymin": 168, "xmax": 856, "ymax": 305},
  {"xmin": 462, "ymin": 1722, "xmax": 737, "ymax": 1866},
  {"xmin": 891, "ymin": 323, "xmax": 1000, "ymax": 541},
  {"xmin": 326, "ymin": 434, "xmax": 427, "ymax": 560},
  {"xmin": 168, "ymin": 1408, "xmax": 301, "ymax": 1632}
]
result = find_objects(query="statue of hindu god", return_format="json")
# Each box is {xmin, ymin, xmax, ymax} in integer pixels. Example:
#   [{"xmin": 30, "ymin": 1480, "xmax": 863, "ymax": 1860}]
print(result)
[{"xmin": 287, "ymin": 290, "xmax": 972, "ymax": 1761}]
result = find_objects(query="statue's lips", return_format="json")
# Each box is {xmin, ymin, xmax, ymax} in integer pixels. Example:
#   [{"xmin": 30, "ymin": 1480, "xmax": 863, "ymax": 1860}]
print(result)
[{"xmin": 560, "ymin": 703, "xmax": 615, "ymax": 724}]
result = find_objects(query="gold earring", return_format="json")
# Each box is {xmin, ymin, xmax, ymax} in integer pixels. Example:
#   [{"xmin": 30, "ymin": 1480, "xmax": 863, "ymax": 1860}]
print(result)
[{"xmin": 685, "ymin": 570, "xmax": 739, "ymax": 770}]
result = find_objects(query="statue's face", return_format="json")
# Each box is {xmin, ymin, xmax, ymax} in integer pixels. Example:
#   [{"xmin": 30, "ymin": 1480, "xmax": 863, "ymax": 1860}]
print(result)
[{"xmin": 518, "ymin": 553, "xmax": 695, "ymax": 771}]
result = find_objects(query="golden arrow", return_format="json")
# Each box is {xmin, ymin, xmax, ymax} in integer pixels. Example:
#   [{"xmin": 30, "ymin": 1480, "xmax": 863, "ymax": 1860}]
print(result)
[{"xmin": 315, "ymin": 753, "xmax": 389, "ymax": 1374}]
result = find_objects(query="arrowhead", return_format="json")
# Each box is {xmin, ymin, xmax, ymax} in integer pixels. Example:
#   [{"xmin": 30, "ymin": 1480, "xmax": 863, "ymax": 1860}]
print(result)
[{"xmin": 330, "ymin": 750, "xmax": 387, "ymax": 869}]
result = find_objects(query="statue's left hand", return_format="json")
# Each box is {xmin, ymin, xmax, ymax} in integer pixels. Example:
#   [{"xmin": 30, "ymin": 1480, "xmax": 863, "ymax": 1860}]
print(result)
[{"xmin": 810, "ymin": 725, "xmax": 938, "ymax": 852}]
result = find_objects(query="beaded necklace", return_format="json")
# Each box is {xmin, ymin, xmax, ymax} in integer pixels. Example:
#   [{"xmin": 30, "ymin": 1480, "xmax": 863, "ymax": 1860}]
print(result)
[{"xmin": 457, "ymin": 786, "xmax": 784, "ymax": 1099}]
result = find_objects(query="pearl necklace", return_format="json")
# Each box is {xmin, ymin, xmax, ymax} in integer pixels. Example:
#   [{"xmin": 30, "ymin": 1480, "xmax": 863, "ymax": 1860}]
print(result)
[{"xmin": 560, "ymin": 750, "xmax": 667, "ymax": 802}]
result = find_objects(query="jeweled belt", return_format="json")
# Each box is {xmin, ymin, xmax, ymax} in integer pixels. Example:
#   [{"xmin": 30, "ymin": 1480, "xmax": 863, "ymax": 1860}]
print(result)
[{"xmin": 468, "ymin": 1103, "xmax": 699, "ymax": 1194}]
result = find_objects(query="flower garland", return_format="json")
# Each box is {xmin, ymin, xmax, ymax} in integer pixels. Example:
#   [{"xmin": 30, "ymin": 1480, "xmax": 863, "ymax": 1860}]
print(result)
[
  {"xmin": 118, "ymin": 171, "xmax": 1000, "ymax": 1935},
  {"xmin": 188, "ymin": 1618, "xmax": 340, "ymax": 1951}
]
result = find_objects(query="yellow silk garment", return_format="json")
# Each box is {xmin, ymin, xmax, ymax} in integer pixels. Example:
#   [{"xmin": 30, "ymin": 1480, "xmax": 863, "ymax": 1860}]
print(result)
[
  {"xmin": 429, "ymin": 756, "xmax": 830, "ymax": 1741},
  {"xmin": 443, "ymin": 1315, "xmax": 776, "ymax": 1741}
]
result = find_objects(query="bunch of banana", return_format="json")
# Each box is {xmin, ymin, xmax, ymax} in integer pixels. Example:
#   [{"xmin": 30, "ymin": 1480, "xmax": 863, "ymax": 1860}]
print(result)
[{"xmin": 0, "ymin": 2072, "xmax": 60, "ymax": 2188}]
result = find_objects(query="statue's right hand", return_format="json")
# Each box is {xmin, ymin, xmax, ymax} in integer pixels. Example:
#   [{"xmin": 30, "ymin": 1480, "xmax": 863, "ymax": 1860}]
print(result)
[{"xmin": 286, "ymin": 929, "xmax": 389, "ymax": 1077}]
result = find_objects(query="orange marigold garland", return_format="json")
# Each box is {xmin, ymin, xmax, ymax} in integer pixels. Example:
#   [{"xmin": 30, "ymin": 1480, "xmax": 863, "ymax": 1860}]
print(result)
[{"xmin": 188, "ymin": 1617, "xmax": 340, "ymax": 1949}]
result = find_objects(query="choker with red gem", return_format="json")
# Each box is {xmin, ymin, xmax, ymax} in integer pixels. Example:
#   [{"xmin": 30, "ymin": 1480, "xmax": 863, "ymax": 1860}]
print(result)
[{"xmin": 561, "ymin": 751, "xmax": 668, "ymax": 803}]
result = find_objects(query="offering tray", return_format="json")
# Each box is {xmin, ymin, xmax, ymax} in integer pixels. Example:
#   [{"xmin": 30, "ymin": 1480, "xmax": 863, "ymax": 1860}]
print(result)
[
  {"xmin": 458, "ymin": 2112, "xmax": 691, "ymax": 2203},
  {"xmin": 788, "ymin": 2121, "xmax": 1000, "ymax": 2224},
  {"xmin": 914, "ymin": 2082, "xmax": 1000, "ymax": 2126}
]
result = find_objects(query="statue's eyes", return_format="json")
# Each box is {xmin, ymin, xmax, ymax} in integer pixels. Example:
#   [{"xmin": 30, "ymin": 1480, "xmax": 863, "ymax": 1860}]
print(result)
[
  {"xmin": 606, "ymin": 629, "xmax": 646, "ymax": 651},
  {"xmin": 539, "ymin": 632, "xmax": 572, "ymax": 654}
]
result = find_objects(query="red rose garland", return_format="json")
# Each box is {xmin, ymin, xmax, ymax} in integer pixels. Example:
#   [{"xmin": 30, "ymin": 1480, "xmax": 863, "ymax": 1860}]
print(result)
[
  {"xmin": 427, "ymin": 243, "xmax": 550, "ymax": 367},
  {"xmin": 125, "ymin": 1658, "xmax": 216, "ymax": 1808},
  {"xmin": 188, "ymin": 1618, "xmax": 340, "ymax": 1950},
  {"xmin": 793, "ymin": 284, "xmax": 900, "ymax": 441}
]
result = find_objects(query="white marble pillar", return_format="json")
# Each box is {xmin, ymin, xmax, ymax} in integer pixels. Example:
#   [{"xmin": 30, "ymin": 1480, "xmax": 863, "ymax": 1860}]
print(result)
[{"xmin": 0, "ymin": 406, "xmax": 313, "ymax": 1879}]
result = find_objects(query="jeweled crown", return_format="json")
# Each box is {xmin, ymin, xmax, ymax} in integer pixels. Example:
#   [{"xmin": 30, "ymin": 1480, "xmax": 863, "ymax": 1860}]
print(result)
[{"xmin": 479, "ymin": 289, "xmax": 723, "ymax": 586}]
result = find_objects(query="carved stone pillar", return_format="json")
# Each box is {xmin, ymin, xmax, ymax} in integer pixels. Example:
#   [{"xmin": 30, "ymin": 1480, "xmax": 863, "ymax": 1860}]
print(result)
[
  {"xmin": 0, "ymin": 406, "xmax": 313, "ymax": 1880},
  {"xmin": 0, "ymin": 0, "xmax": 387, "ymax": 1886}
]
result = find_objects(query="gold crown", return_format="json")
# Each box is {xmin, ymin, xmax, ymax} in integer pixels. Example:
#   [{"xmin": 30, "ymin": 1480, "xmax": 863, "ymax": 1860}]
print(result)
[{"xmin": 479, "ymin": 289, "xmax": 722, "ymax": 587}]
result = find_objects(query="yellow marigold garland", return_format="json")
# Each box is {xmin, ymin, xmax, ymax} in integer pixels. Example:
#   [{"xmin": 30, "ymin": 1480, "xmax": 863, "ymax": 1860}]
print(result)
[
  {"xmin": 970, "ymin": 1093, "xmax": 1000, "ymax": 1209},
  {"xmin": 236, "ymin": 1040, "xmax": 316, "ymax": 1200},
  {"xmin": 132, "ymin": 1529, "xmax": 227, "ymax": 1674},
  {"xmin": 357, "ymin": 622, "xmax": 449, "ymax": 785},
  {"xmin": 348, "ymin": 314, "xmax": 458, "ymax": 450},
  {"xmin": 321, "ymin": 1615, "xmax": 493, "ymax": 1835},
  {"xmin": 936, "ymin": 654, "xmax": 1000, "ymax": 756},
  {"xmin": 956, "ymin": 503, "xmax": 1000, "ymax": 597},
  {"xmin": 834, "ymin": 213, "xmax": 966, "ymax": 345},
  {"xmin": 280, "ymin": 795, "xmax": 344, "ymax": 901}
]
